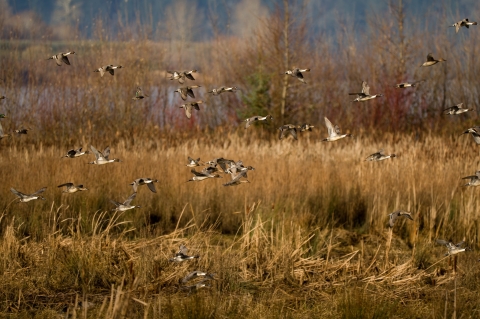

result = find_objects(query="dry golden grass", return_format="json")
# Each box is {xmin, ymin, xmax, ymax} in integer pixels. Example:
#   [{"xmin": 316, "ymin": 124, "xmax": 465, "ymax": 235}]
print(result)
[{"xmin": 1, "ymin": 130, "xmax": 480, "ymax": 318}]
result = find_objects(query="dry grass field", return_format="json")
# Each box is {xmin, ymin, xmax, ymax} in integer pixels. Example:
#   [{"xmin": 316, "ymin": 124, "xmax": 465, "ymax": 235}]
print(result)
[{"xmin": 1, "ymin": 129, "xmax": 480, "ymax": 318}]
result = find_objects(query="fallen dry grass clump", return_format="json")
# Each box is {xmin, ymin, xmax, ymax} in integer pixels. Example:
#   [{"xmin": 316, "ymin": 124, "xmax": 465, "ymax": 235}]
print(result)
[{"xmin": 0, "ymin": 130, "xmax": 480, "ymax": 318}]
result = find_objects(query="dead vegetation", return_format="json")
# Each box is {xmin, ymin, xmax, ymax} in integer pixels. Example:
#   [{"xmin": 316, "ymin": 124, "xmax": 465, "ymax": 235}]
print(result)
[{"xmin": 0, "ymin": 132, "xmax": 479, "ymax": 318}]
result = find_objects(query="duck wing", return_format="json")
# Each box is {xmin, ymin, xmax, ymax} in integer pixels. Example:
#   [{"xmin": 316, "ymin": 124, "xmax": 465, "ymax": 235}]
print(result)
[
  {"xmin": 324, "ymin": 117, "xmax": 335, "ymax": 137},
  {"xmin": 58, "ymin": 183, "xmax": 74, "ymax": 188},
  {"xmin": 471, "ymin": 132, "xmax": 480, "ymax": 144},
  {"xmin": 31, "ymin": 187, "xmax": 47, "ymax": 196},
  {"xmin": 186, "ymin": 87, "xmax": 196, "ymax": 98},
  {"xmin": 10, "ymin": 188, "xmax": 26, "ymax": 199},
  {"xmin": 61, "ymin": 55, "xmax": 71, "ymax": 65},
  {"xmin": 123, "ymin": 192, "xmax": 137, "ymax": 206},
  {"xmin": 90, "ymin": 145, "xmax": 103, "ymax": 160},
  {"xmin": 436, "ymin": 239, "xmax": 449, "ymax": 246},
  {"xmin": 147, "ymin": 182, "xmax": 157, "ymax": 193},
  {"xmin": 184, "ymin": 104, "xmax": 192, "ymax": 119},
  {"xmin": 103, "ymin": 146, "xmax": 111, "ymax": 160}
]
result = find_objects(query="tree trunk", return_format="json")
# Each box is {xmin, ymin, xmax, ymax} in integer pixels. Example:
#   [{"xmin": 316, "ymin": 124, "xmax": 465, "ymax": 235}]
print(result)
[{"xmin": 280, "ymin": 0, "xmax": 290, "ymax": 123}]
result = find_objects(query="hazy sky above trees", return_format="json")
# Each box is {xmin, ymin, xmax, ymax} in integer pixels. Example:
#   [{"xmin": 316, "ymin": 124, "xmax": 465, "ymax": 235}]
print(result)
[{"xmin": 0, "ymin": 0, "xmax": 478, "ymax": 40}]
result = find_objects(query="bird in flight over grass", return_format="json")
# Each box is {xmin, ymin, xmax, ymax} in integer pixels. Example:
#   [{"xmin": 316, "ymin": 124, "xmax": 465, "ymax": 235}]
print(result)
[
  {"xmin": 208, "ymin": 86, "xmax": 238, "ymax": 95},
  {"xmin": 62, "ymin": 147, "xmax": 90, "ymax": 158},
  {"xmin": 11, "ymin": 187, "xmax": 47, "ymax": 202},
  {"xmin": 394, "ymin": 80, "xmax": 425, "ymax": 88},
  {"xmin": 365, "ymin": 149, "xmax": 396, "ymax": 162},
  {"xmin": 349, "ymin": 81, "xmax": 382, "ymax": 102},
  {"xmin": 181, "ymin": 271, "xmax": 215, "ymax": 284},
  {"xmin": 421, "ymin": 53, "xmax": 446, "ymax": 67},
  {"xmin": 285, "ymin": 67, "xmax": 310, "ymax": 84},
  {"xmin": 278, "ymin": 124, "xmax": 298, "ymax": 140},
  {"xmin": 88, "ymin": 146, "xmax": 121, "ymax": 165},
  {"xmin": 436, "ymin": 239, "xmax": 468, "ymax": 256},
  {"xmin": 322, "ymin": 117, "xmax": 351, "ymax": 142},
  {"xmin": 444, "ymin": 103, "xmax": 474, "ymax": 115},
  {"xmin": 244, "ymin": 115, "xmax": 273, "ymax": 129},
  {"xmin": 130, "ymin": 178, "xmax": 158, "ymax": 193},
  {"xmin": 186, "ymin": 157, "xmax": 203, "ymax": 167},
  {"xmin": 188, "ymin": 169, "xmax": 222, "ymax": 182},
  {"xmin": 224, "ymin": 170, "xmax": 250, "ymax": 187},
  {"xmin": 450, "ymin": 18, "xmax": 477, "ymax": 33},
  {"xmin": 132, "ymin": 86, "xmax": 148, "ymax": 100},
  {"xmin": 175, "ymin": 86, "xmax": 201, "ymax": 100},
  {"xmin": 94, "ymin": 65, "xmax": 123, "ymax": 77},
  {"xmin": 47, "ymin": 51, "xmax": 75, "ymax": 66},
  {"xmin": 110, "ymin": 193, "xmax": 141, "ymax": 212},
  {"xmin": 388, "ymin": 210, "xmax": 413, "ymax": 227},
  {"xmin": 0, "ymin": 121, "xmax": 10, "ymax": 139},
  {"xmin": 462, "ymin": 170, "xmax": 480, "ymax": 187},
  {"xmin": 58, "ymin": 183, "xmax": 88, "ymax": 194},
  {"xmin": 169, "ymin": 244, "xmax": 199, "ymax": 262},
  {"xmin": 460, "ymin": 126, "xmax": 480, "ymax": 144},
  {"xmin": 167, "ymin": 70, "xmax": 197, "ymax": 84},
  {"xmin": 180, "ymin": 101, "xmax": 202, "ymax": 118}
]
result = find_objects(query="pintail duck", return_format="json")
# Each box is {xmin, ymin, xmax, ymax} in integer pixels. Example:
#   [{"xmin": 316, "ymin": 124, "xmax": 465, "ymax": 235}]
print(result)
[
  {"xmin": 167, "ymin": 70, "xmax": 197, "ymax": 84},
  {"xmin": 14, "ymin": 127, "xmax": 29, "ymax": 135},
  {"xmin": 349, "ymin": 81, "xmax": 383, "ymax": 102},
  {"xmin": 11, "ymin": 187, "xmax": 46, "ymax": 202},
  {"xmin": 207, "ymin": 86, "xmax": 238, "ymax": 95},
  {"xmin": 110, "ymin": 193, "xmax": 140, "ymax": 212},
  {"xmin": 181, "ymin": 280, "xmax": 211, "ymax": 293},
  {"xmin": 169, "ymin": 244, "xmax": 199, "ymax": 262},
  {"xmin": 175, "ymin": 86, "xmax": 201, "ymax": 101},
  {"xmin": 181, "ymin": 271, "xmax": 215, "ymax": 284},
  {"xmin": 460, "ymin": 126, "xmax": 480, "ymax": 144},
  {"xmin": 188, "ymin": 169, "xmax": 222, "ymax": 182},
  {"xmin": 224, "ymin": 170, "xmax": 250, "ymax": 187},
  {"xmin": 365, "ymin": 149, "xmax": 396, "ymax": 161},
  {"xmin": 58, "ymin": 183, "xmax": 88, "ymax": 193},
  {"xmin": 278, "ymin": 124, "xmax": 298, "ymax": 140},
  {"xmin": 436, "ymin": 239, "xmax": 468, "ymax": 256},
  {"xmin": 451, "ymin": 18, "xmax": 477, "ymax": 33},
  {"xmin": 462, "ymin": 170, "xmax": 480, "ymax": 186},
  {"xmin": 132, "ymin": 86, "xmax": 148, "ymax": 100},
  {"xmin": 180, "ymin": 101, "xmax": 202, "ymax": 119},
  {"xmin": 186, "ymin": 156, "xmax": 203, "ymax": 167},
  {"xmin": 130, "ymin": 178, "xmax": 158, "ymax": 193},
  {"xmin": 0, "ymin": 121, "xmax": 10, "ymax": 139},
  {"xmin": 88, "ymin": 145, "xmax": 121, "ymax": 165},
  {"xmin": 388, "ymin": 210, "xmax": 413, "ymax": 227},
  {"xmin": 47, "ymin": 51, "xmax": 75, "ymax": 66},
  {"xmin": 94, "ymin": 65, "xmax": 123, "ymax": 77},
  {"xmin": 300, "ymin": 123, "xmax": 315, "ymax": 132},
  {"xmin": 62, "ymin": 147, "xmax": 90, "ymax": 158},
  {"xmin": 421, "ymin": 53, "xmax": 446, "ymax": 67},
  {"xmin": 244, "ymin": 115, "xmax": 273, "ymax": 129},
  {"xmin": 226, "ymin": 160, "xmax": 255, "ymax": 177},
  {"xmin": 202, "ymin": 165, "xmax": 220, "ymax": 175},
  {"xmin": 322, "ymin": 117, "xmax": 351, "ymax": 142},
  {"xmin": 395, "ymin": 80, "xmax": 425, "ymax": 88},
  {"xmin": 285, "ymin": 67, "xmax": 310, "ymax": 84},
  {"xmin": 444, "ymin": 103, "xmax": 474, "ymax": 115},
  {"xmin": 205, "ymin": 157, "xmax": 235, "ymax": 173}
]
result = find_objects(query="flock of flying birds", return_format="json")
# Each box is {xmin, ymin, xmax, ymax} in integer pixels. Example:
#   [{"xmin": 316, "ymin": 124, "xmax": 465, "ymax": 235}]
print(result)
[{"xmin": 0, "ymin": 18, "xmax": 478, "ymax": 283}]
